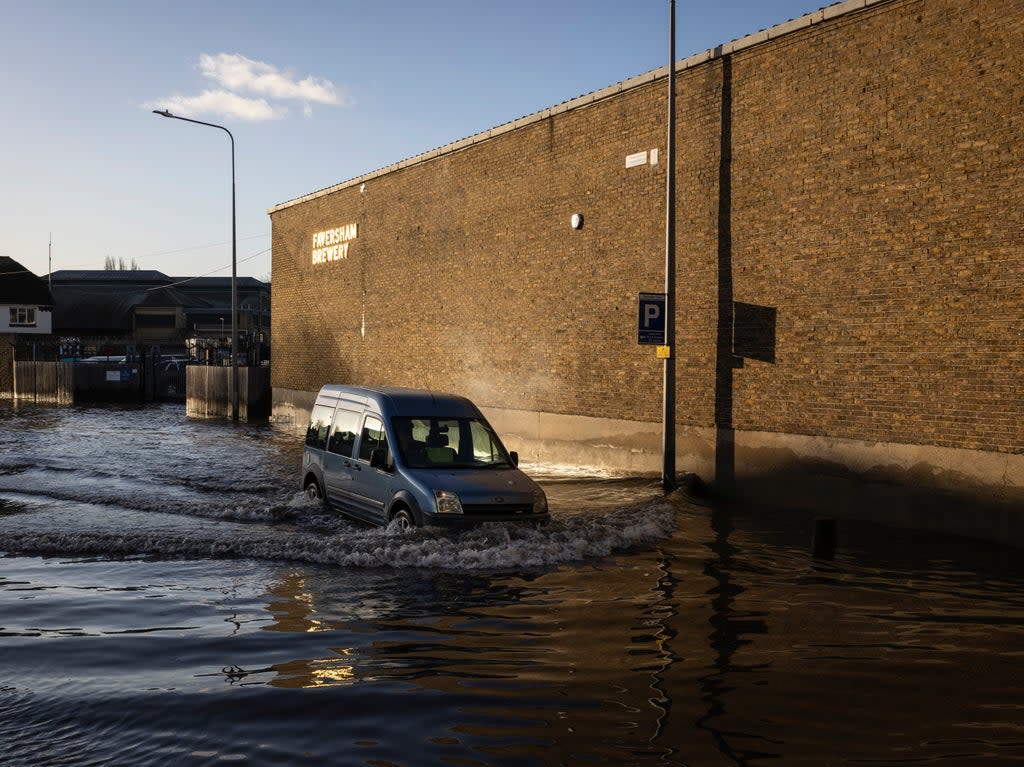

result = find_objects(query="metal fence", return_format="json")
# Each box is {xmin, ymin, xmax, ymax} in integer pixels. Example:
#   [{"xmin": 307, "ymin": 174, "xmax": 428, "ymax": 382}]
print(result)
[
  {"xmin": 13, "ymin": 335, "xmax": 269, "ymax": 368},
  {"xmin": 10, "ymin": 336, "xmax": 268, "ymax": 404}
]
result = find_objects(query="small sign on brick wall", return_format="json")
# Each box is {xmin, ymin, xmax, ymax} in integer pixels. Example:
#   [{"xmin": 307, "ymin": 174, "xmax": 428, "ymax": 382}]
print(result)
[
  {"xmin": 626, "ymin": 149, "xmax": 658, "ymax": 168},
  {"xmin": 625, "ymin": 151, "xmax": 648, "ymax": 168}
]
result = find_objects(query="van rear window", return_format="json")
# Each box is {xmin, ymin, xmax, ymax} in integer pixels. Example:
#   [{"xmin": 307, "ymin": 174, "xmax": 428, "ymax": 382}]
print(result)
[
  {"xmin": 305, "ymin": 404, "xmax": 334, "ymax": 450},
  {"xmin": 327, "ymin": 408, "xmax": 360, "ymax": 457}
]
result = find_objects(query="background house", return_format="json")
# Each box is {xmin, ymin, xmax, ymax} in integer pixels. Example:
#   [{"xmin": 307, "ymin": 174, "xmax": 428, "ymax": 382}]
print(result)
[
  {"xmin": 0, "ymin": 256, "xmax": 54, "ymax": 336},
  {"xmin": 0, "ymin": 256, "xmax": 56, "ymax": 396}
]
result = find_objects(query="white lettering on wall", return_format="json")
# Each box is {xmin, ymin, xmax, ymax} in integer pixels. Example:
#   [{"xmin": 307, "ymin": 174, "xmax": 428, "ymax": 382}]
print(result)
[{"xmin": 311, "ymin": 223, "xmax": 358, "ymax": 264}]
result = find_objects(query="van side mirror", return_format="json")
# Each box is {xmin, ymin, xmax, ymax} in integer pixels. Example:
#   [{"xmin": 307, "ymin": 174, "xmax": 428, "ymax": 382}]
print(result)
[
  {"xmin": 370, "ymin": 448, "xmax": 388, "ymax": 470},
  {"xmin": 509, "ymin": 451, "xmax": 519, "ymax": 467}
]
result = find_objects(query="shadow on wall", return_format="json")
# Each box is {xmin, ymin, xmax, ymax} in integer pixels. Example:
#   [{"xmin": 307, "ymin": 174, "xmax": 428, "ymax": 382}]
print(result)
[
  {"xmin": 733, "ymin": 303, "xmax": 777, "ymax": 365},
  {"xmin": 715, "ymin": 54, "xmax": 780, "ymax": 492},
  {"xmin": 705, "ymin": 58, "xmax": 1021, "ymax": 547}
]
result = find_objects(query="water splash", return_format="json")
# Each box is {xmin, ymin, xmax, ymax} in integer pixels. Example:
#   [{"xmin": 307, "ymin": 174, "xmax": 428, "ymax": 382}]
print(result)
[{"xmin": 0, "ymin": 491, "xmax": 676, "ymax": 570}]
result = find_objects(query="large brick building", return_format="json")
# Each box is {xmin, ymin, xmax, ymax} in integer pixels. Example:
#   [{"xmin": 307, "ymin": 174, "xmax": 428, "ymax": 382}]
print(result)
[{"xmin": 270, "ymin": 0, "xmax": 1023, "ymax": 543}]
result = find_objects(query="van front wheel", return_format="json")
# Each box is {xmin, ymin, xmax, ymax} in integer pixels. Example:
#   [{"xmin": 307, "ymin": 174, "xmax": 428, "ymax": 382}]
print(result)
[
  {"xmin": 391, "ymin": 508, "xmax": 415, "ymax": 531},
  {"xmin": 305, "ymin": 480, "xmax": 324, "ymax": 506}
]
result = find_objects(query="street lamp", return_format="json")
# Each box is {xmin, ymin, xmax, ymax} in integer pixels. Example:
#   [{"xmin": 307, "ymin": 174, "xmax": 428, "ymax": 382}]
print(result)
[
  {"xmin": 663, "ymin": 0, "xmax": 677, "ymax": 492},
  {"xmin": 153, "ymin": 108, "xmax": 239, "ymax": 421}
]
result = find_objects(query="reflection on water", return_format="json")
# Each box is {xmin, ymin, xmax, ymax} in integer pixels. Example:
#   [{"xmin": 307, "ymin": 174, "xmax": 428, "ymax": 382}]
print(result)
[
  {"xmin": 696, "ymin": 506, "xmax": 768, "ymax": 765},
  {"xmin": 0, "ymin": 402, "xmax": 1023, "ymax": 766}
]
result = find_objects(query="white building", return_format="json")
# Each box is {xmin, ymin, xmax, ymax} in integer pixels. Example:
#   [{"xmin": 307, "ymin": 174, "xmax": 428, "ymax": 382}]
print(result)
[{"xmin": 0, "ymin": 256, "xmax": 54, "ymax": 335}]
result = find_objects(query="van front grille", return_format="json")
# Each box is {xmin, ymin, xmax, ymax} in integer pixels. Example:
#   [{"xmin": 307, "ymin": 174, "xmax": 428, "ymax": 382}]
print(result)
[{"xmin": 461, "ymin": 503, "xmax": 535, "ymax": 516}]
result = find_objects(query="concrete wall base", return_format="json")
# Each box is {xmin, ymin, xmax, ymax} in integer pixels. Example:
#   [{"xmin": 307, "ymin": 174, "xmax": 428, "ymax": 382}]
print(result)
[
  {"xmin": 270, "ymin": 386, "xmax": 318, "ymax": 430},
  {"xmin": 721, "ymin": 430, "xmax": 1024, "ymax": 547}
]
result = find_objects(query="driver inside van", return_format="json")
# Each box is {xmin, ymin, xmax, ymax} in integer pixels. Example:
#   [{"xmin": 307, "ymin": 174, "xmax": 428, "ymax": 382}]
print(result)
[
  {"xmin": 424, "ymin": 427, "xmax": 457, "ymax": 464},
  {"xmin": 395, "ymin": 420, "xmax": 427, "ymax": 466}
]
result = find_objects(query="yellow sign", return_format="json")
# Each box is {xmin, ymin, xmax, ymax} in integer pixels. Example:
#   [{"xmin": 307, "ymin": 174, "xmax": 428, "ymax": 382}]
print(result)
[{"xmin": 656, "ymin": 346, "xmax": 671, "ymax": 359}]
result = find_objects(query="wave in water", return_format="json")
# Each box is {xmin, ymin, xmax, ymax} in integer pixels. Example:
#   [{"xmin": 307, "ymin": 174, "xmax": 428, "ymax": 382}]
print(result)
[{"xmin": 0, "ymin": 494, "xmax": 677, "ymax": 570}]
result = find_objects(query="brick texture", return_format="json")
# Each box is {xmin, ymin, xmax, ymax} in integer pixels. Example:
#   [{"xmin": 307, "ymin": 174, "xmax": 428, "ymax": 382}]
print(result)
[{"xmin": 271, "ymin": 0, "xmax": 1022, "ymax": 455}]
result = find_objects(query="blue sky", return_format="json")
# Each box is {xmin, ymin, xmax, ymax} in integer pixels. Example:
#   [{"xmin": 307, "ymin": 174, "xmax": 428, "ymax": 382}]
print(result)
[{"xmin": 1, "ymin": 0, "xmax": 836, "ymax": 281}]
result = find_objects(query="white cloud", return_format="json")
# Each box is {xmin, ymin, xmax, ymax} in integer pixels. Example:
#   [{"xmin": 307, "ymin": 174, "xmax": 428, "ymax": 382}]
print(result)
[
  {"xmin": 146, "ymin": 90, "xmax": 288, "ymax": 122},
  {"xmin": 198, "ymin": 53, "xmax": 347, "ymax": 108},
  {"xmin": 145, "ymin": 53, "xmax": 350, "ymax": 122}
]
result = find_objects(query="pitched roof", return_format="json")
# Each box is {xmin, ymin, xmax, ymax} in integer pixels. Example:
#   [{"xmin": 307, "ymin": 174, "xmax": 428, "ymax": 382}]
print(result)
[
  {"xmin": 49, "ymin": 269, "xmax": 171, "ymax": 284},
  {"xmin": 170, "ymin": 276, "xmax": 269, "ymax": 290},
  {"xmin": 0, "ymin": 256, "xmax": 55, "ymax": 306},
  {"xmin": 137, "ymin": 285, "xmax": 196, "ymax": 308},
  {"xmin": 50, "ymin": 285, "xmax": 141, "ymax": 330}
]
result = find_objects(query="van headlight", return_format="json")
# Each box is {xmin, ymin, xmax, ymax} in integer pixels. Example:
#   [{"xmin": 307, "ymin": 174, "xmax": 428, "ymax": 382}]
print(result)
[
  {"xmin": 434, "ymin": 490, "xmax": 464, "ymax": 515},
  {"xmin": 533, "ymin": 490, "xmax": 548, "ymax": 514}
]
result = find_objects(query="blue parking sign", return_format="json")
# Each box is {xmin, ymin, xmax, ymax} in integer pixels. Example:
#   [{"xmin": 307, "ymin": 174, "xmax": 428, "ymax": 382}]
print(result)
[{"xmin": 637, "ymin": 293, "xmax": 666, "ymax": 345}]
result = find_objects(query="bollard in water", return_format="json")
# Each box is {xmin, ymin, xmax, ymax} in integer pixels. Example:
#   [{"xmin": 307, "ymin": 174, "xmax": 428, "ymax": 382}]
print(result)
[{"xmin": 812, "ymin": 517, "xmax": 838, "ymax": 559}]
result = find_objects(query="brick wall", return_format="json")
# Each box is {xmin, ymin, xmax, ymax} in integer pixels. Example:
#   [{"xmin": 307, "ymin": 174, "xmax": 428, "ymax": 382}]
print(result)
[{"xmin": 271, "ymin": 0, "xmax": 1022, "ymax": 457}]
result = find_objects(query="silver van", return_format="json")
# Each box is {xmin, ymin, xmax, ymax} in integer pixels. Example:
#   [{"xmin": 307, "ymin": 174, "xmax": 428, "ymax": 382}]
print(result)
[{"xmin": 301, "ymin": 385, "xmax": 549, "ymax": 529}]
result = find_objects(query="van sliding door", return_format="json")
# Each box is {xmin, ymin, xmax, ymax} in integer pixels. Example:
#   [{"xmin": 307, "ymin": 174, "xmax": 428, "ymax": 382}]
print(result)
[
  {"xmin": 323, "ymin": 408, "xmax": 360, "ymax": 515},
  {"xmin": 348, "ymin": 415, "xmax": 390, "ymax": 523}
]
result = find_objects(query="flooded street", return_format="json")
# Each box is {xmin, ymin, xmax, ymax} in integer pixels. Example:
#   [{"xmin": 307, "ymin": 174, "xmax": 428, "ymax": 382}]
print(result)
[{"xmin": 1, "ymin": 403, "xmax": 1022, "ymax": 766}]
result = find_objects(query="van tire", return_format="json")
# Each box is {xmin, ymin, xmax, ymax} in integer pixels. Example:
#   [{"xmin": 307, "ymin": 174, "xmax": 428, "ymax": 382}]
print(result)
[
  {"xmin": 391, "ymin": 508, "xmax": 415, "ymax": 531},
  {"xmin": 304, "ymin": 479, "xmax": 324, "ymax": 506}
]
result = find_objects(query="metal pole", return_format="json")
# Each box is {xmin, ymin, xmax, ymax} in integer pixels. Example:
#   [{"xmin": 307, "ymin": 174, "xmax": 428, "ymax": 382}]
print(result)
[
  {"xmin": 663, "ymin": 0, "xmax": 677, "ymax": 493},
  {"xmin": 229, "ymin": 130, "xmax": 239, "ymax": 422},
  {"xmin": 152, "ymin": 109, "xmax": 239, "ymax": 421}
]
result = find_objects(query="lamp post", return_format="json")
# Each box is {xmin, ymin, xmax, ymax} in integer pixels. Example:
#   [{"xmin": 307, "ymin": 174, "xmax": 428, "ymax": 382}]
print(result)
[
  {"xmin": 663, "ymin": 0, "xmax": 677, "ymax": 492},
  {"xmin": 153, "ymin": 109, "xmax": 239, "ymax": 421}
]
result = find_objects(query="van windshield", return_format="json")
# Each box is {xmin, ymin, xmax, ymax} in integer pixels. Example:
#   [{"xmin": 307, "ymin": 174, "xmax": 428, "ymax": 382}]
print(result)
[{"xmin": 391, "ymin": 417, "xmax": 513, "ymax": 469}]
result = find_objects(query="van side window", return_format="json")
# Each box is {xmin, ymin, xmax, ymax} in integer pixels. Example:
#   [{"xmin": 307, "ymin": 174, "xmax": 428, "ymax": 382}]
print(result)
[
  {"xmin": 358, "ymin": 416, "xmax": 388, "ymax": 462},
  {"xmin": 305, "ymin": 405, "xmax": 334, "ymax": 450},
  {"xmin": 328, "ymin": 408, "xmax": 360, "ymax": 457}
]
